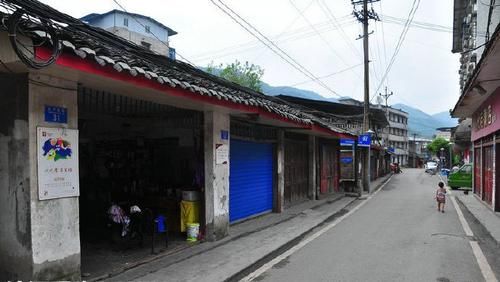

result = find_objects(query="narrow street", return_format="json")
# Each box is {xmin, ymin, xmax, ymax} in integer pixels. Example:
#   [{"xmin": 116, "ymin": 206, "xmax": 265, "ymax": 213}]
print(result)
[{"xmin": 250, "ymin": 169, "xmax": 486, "ymax": 282}]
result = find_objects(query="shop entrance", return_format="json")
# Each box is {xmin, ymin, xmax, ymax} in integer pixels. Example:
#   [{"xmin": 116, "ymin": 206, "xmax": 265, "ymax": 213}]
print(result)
[
  {"xmin": 77, "ymin": 87, "xmax": 204, "ymax": 278},
  {"xmin": 319, "ymin": 140, "xmax": 339, "ymax": 195},
  {"xmin": 284, "ymin": 133, "xmax": 309, "ymax": 206}
]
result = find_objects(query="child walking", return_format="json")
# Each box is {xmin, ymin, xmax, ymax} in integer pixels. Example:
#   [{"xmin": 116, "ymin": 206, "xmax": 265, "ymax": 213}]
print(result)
[{"xmin": 436, "ymin": 182, "xmax": 446, "ymax": 213}]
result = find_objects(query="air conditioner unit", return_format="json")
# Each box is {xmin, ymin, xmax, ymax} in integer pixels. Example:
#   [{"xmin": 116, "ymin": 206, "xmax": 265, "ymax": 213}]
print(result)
[
  {"xmin": 470, "ymin": 53, "xmax": 477, "ymax": 63},
  {"xmin": 468, "ymin": 63, "xmax": 475, "ymax": 72}
]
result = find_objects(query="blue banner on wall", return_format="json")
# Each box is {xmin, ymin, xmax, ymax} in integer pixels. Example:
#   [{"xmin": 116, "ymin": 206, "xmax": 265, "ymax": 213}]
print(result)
[{"xmin": 358, "ymin": 134, "xmax": 371, "ymax": 147}]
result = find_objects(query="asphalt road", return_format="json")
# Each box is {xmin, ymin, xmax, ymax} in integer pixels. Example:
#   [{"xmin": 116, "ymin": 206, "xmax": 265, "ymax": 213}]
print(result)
[{"xmin": 253, "ymin": 169, "xmax": 485, "ymax": 282}]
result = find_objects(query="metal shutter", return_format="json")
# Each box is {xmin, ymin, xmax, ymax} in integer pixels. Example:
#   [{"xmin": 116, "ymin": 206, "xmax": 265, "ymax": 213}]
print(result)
[{"xmin": 229, "ymin": 139, "xmax": 274, "ymax": 223}]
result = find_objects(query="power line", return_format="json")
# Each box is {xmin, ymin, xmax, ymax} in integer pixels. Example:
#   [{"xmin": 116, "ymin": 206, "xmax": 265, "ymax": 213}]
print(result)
[
  {"xmin": 191, "ymin": 17, "xmax": 356, "ymax": 62},
  {"xmin": 111, "ymin": 0, "xmax": 195, "ymax": 65},
  {"xmin": 210, "ymin": 0, "xmax": 342, "ymax": 97},
  {"xmin": 378, "ymin": 1, "xmax": 389, "ymax": 87},
  {"xmin": 317, "ymin": 0, "xmax": 362, "ymax": 59},
  {"xmin": 251, "ymin": 0, "xmax": 316, "ymax": 62},
  {"xmin": 381, "ymin": 14, "xmax": 453, "ymax": 33},
  {"xmin": 287, "ymin": 0, "xmax": 361, "ymax": 80},
  {"xmin": 373, "ymin": 13, "xmax": 385, "ymax": 89},
  {"xmin": 372, "ymin": 0, "xmax": 420, "ymax": 101},
  {"xmin": 290, "ymin": 62, "xmax": 363, "ymax": 86}
]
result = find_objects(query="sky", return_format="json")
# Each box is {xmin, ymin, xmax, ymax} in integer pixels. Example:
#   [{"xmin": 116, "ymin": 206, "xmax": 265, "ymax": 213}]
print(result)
[{"xmin": 39, "ymin": 0, "xmax": 460, "ymax": 115}]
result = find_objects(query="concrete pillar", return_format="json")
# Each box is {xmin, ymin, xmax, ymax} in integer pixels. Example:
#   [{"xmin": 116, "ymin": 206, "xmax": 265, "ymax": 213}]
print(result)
[
  {"xmin": 28, "ymin": 73, "xmax": 80, "ymax": 280},
  {"xmin": 203, "ymin": 111, "xmax": 230, "ymax": 241},
  {"xmin": 308, "ymin": 135, "xmax": 317, "ymax": 200},
  {"xmin": 274, "ymin": 129, "xmax": 285, "ymax": 213},
  {"xmin": 0, "ymin": 73, "xmax": 31, "ymax": 280}
]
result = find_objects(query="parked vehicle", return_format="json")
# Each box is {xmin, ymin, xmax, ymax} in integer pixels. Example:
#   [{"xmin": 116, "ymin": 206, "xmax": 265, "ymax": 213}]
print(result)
[
  {"xmin": 425, "ymin": 161, "xmax": 438, "ymax": 173},
  {"xmin": 447, "ymin": 164, "xmax": 473, "ymax": 190}
]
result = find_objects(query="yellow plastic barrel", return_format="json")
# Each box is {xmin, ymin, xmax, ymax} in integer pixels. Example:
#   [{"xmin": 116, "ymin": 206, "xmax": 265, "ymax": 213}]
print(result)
[{"xmin": 180, "ymin": 200, "xmax": 200, "ymax": 232}]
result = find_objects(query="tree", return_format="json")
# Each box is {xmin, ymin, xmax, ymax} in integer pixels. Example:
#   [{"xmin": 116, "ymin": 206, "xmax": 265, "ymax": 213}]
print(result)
[
  {"xmin": 426, "ymin": 137, "xmax": 450, "ymax": 155},
  {"xmin": 206, "ymin": 60, "xmax": 264, "ymax": 92}
]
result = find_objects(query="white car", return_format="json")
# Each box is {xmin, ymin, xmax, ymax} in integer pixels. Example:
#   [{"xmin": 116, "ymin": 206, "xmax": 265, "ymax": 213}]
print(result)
[{"xmin": 425, "ymin": 161, "xmax": 438, "ymax": 173}]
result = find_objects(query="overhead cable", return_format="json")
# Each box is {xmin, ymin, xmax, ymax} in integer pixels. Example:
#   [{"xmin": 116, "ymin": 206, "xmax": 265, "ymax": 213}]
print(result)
[
  {"xmin": 210, "ymin": 0, "xmax": 342, "ymax": 97},
  {"xmin": 372, "ymin": 0, "xmax": 420, "ymax": 102}
]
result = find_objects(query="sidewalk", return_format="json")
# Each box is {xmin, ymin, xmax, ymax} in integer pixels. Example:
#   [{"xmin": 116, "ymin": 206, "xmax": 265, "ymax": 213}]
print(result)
[
  {"xmin": 455, "ymin": 193, "xmax": 500, "ymax": 245},
  {"xmin": 100, "ymin": 174, "xmax": 392, "ymax": 282}
]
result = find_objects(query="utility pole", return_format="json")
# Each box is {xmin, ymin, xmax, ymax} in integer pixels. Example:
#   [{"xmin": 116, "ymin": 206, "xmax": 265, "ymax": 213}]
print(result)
[
  {"xmin": 353, "ymin": 0, "xmax": 379, "ymax": 195},
  {"xmin": 379, "ymin": 87, "xmax": 393, "ymax": 148}
]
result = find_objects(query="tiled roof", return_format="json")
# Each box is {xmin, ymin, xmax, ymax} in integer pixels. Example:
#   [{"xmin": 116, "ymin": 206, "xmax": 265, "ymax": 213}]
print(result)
[{"xmin": 0, "ymin": 0, "xmax": 354, "ymax": 137}]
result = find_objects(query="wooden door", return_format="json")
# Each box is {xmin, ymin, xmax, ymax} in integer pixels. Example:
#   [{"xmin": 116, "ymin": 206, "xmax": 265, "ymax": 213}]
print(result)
[
  {"xmin": 483, "ymin": 146, "xmax": 493, "ymax": 205},
  {"xmin": 284, "ymin": 139, "xmax": 309, "ymax": 205},
  {"xmin": 320, "ymin": 144, "xmax": 337, "ymax": 194},
  {"xmin": 474, "ymin": 148, "xmax": 481, "ymax": 196}
]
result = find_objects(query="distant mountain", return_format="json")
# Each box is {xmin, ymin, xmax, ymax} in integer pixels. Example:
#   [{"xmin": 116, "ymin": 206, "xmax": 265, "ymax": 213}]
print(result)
[
  {"xmin": 261, "ymin": 82, "xmax": 339, "ymax": 102},
  {"xmin": 432, "ymin": 111, "xmax": 458, "ymax": 126},
  {"xmin": 393, "ymin": 104, "xmax": 458, "ymax": 138},
  {"xmin": 261, "ymin": 82, "xmax": 456, "ymax": 139}
]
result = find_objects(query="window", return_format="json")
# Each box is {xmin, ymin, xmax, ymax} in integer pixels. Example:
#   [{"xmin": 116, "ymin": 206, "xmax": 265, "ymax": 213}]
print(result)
[
  {"xmin": 123, "ymin": 18, "xmax": 128, "ymax": 27},
  {"xmin": 145, "ymin": 25, "xmax": 151, "ymax": 33},
  {"xmin": 141, "ymin": 41, "xmax": 151, "ymax": 50},
  {"xmin": 461, "ymin": 165, "xmax": 472, "ymax": 174}
]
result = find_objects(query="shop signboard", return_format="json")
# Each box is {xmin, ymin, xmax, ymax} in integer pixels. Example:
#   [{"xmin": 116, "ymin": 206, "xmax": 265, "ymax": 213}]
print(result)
[
  {"xmin": 358, "ymin": 134, "xmax": 371, "ymax": 147},
  {"xmin": 216, "ymin": 143, "xmax": 229, "ymax": 165},
  {"xmin": 340, "ymin": 156, "xmax": 353, "ymax": 164},
  {"xmin": 340, "ymin": 139, "xmax": 355, "ymax": 146},
  {"xmin": 37, "ymin": 127, "xmax": 79, "ymax": 200},
  {"xmin": 472, "ymin": 94, "xmax": 500, "ymax": 141}
]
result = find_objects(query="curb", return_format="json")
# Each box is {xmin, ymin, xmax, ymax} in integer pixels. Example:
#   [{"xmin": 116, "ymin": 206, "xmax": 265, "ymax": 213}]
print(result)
[
  {"xmin": 454, "ymin": 196, "xmax": 500, "ymax": 246},
  {"xmin": 93, "ymin": 174, "xmax": 393, "ymax": 281},
  {"xmin": 439, "ymin": 173, "xmax": 500, "ymax": 246},
  {"xmin": 227, "ymin": 174, "xmax": 393, "ymax": 282},
  {"xmin": 225, "ymin": 198, "xmax": 357, "ymax": 282}
]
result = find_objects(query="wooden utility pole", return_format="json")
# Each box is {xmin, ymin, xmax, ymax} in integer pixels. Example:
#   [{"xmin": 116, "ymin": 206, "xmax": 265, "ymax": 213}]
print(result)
[
  {"xmin": 379, "ymin": 86, "xmax": 393, "ymax": 151},
  {"xmin": 353, "ymin": 0, "xmax": 379, "ymax": 195},
  {"xmin": 362, "ymin": 0, "xmax": 370, "ymax": 194}
]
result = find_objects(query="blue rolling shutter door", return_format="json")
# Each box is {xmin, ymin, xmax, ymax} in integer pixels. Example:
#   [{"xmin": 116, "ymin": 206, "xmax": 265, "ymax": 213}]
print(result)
[{"xmin": 230, "ymin": 139, "xmax": 274, "ymax": 223}]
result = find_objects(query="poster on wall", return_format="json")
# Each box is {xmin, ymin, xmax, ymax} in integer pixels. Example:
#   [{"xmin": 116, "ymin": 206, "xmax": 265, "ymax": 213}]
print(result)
[
  {"xmin": 216, "ymin": 143, "xmax": 229, "ymax": 165},
  {"xmin": 37, "ymin": 127, "xmax": 79, "ymax": 200}
]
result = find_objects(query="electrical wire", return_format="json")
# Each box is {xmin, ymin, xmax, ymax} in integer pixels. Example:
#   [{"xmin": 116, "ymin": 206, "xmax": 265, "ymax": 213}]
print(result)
[
  {"xmin": 317, "ymin": 0, "xmax": 362, "ymax": 59},
  {"xmin": 210, "ymin": 0, "xmax": 343, "ymax": 97},
  {"xmin": 192, "ymin": 17, "xmax": 356, "ymax": 62},
  {"xmin": 251, "ymin": 0, "xmax": 315, "ymax": 62},
  {"xmin": 290, "ymin": 62, "xmax": 363, "ymax": 86},
  {"xmin": 288, "ymin": 0, "xmax": 356, "ymax": 71},
  {"xmin": 7, "ymin": 8, "xmax": 61, "ymax": 69},
  {"xmin": 479, "ymin": 0, "xmax": 500, "ymax": 7},
  {"xmin": 372, "ymin": 0, "xmax": 420, "ymax": 102},
  {"xmin": 379, "ymin": 1, "xmax": 389, "ymax": 87}
]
